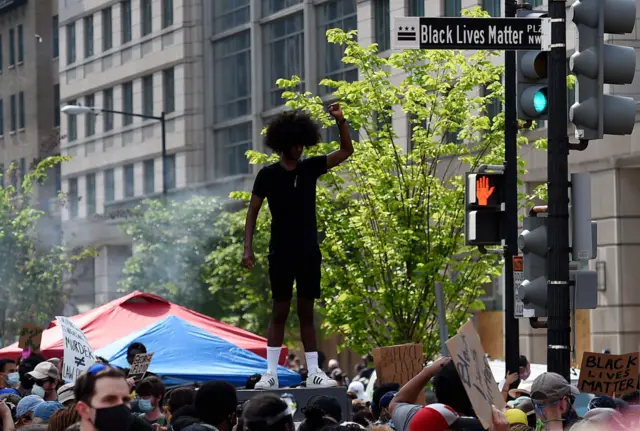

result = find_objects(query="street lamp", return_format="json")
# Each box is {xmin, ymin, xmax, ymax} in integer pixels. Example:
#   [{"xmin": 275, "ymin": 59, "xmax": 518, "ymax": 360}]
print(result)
[{"xmin": 61, "ymin": 104, "xmax": 168, "ymax": 196}]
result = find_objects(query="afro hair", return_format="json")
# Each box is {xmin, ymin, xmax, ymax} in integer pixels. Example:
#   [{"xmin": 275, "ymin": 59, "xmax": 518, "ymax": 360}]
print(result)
[{"xmin": 265, "ymin": 110, "xmax": 321, "ymax": 154}]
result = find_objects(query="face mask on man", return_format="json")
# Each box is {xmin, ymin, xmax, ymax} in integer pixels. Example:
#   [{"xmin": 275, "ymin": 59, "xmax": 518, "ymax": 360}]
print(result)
[
  {"xmin": 139, "ymin": 398, "xmax": 154, "ymax": 413},
  {"xmin": 92, "ymin": 404, "xmax": 133, "ymax": 431},
  {"xmin": 31, "ymin": 385, "xmax": 46, "ymax": 398},
  {"xmin": 6, "ymin": 372, "xmax": 19, "ymax": 387},
  {"xmin": 520, "ymin": 370, "xmax": 531, "ymax": 381}
]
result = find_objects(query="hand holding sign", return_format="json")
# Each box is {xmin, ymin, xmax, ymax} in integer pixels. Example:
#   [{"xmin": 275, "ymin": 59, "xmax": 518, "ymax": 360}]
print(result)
[{"xmin": 476, "ymin": 176, "xmax": 495, "ymax": 206}]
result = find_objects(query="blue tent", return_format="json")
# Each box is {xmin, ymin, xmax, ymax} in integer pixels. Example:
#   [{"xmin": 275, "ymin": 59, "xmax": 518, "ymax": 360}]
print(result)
[{"xmin": 96, "ymin": 315, "xmax": 301, "ymax": 387}]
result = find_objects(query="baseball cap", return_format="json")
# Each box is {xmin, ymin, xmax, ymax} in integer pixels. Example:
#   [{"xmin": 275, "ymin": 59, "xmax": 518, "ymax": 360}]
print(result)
[
  {"xmin": 530, "ymin": 372, "xmax": 579, "ymax": 403},
  {"xmin": 508, "ymin": 388, "xmax": 531, "ymax": 399},
  {"xmin": 409, "ymin": 404, "xmax": 459, "ymax": 431},
  {"xmin": 57, "ymin": 383, "xmax": 75, "ymax": 404},
  {"xmin": 33, "ymin": 401, "xmax": 64, "ymax": 422},
  {"xmin": 379, "ymin": 391, "xmax": 397, "ymax": 410},
  {"xmin": 16, "ymin": 395, "xmax": 44, "ymax": 419},
  {"xmin": 508, "ymin": 396, "xmax": 536, "ymax": 417},
  {"xmin": 27, "ymin": 361, "xmax": 60, "ymax": 381},
  {"xmin": 47, "ymin": 358, "xmax": 60, "ymax": 368},
  {"xmin": 504, "ymin": 408, "xmax": 528, "ymax": 425},
  {"xmin": 347, "ymin": 381, "xmax": 367, "ymax": 401}
]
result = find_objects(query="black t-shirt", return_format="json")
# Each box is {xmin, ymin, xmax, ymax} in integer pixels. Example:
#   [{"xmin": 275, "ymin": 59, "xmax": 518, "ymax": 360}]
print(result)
[{"xmin": 252, "ymin": 156, "xmax": 328, "ymax": 253}]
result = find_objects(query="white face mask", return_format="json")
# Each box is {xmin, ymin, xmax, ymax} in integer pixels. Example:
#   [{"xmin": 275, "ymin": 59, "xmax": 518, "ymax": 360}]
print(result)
[
  {"xmin": 6, "ymin": 372, "xmax": 20, "ymax": 387},
  {"xmin": 31, "ymin": 385, "xmax": 46, "ymax": 398}
]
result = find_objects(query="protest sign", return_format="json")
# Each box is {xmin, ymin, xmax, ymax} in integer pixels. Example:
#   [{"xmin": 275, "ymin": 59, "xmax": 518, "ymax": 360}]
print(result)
[
  {"xmin": 56, "ymin": 316, "xmax": 96, "ymax": 383},
  {"xmin": 18, "ymin": 325, "xmax": 43, "ymax": 351},
  {"xmin": 578, "ymin": 351, "xmax": 639, "ymax": 397},
  {"xmin": 128, "ymin": 353, "xmax": 154, "ymax": 382},
  {"xmin": 373, "ymin": 344, "xmax": 425, "ymax": 404},
  {"xmin": 447, "ymin": 320, "xmax": 504, "ymax": 430}
]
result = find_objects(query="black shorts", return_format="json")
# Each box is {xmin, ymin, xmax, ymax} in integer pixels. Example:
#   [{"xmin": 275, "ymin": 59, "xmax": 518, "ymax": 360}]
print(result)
[{"xmin": 268, "ymin": 248, "xmax": 322, "ymax": 301}]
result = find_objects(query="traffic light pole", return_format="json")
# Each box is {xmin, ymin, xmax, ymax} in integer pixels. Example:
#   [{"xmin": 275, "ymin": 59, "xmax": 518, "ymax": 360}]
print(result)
[
  {"xmin": 546, "ymin": 0, "xmax": 571, "ymax": 380},
  {"xmin": 503, "ymin": 0, "xmax": 520, "ymax": 388}
]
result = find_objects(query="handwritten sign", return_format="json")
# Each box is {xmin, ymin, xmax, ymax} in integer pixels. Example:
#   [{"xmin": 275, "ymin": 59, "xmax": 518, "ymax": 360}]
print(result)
[
  {"xmin": 56, "ymin": 316, "xmax": 95, "ymax": 383},
  {"xmin": 128, "ymin": 353, "xmax": 154, "ymax": 382},
  {"xmin": 373, "ymin": 344, "xmax": 425, "ymax": 404},
  {"xmin": 578, "ymin": 352, "xmax": 639, "ymax": 397},
  {"xmin": 18, "ymin": 325, "xmax": 43, "ymax": 351},
  {"xmin": 447, "ymin": 320, "xmax": 505, "ymax": 429}
]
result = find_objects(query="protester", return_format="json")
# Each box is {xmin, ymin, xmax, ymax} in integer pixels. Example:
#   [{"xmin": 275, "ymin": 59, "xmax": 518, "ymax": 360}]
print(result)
[
  {"xmin": 46, "ymin": 406, "xmax": 80, "ymax": 431},
  {"xmin": 168, "ymin": 406, "xmax": 199, "ymax": 431},
  {"xmin": 0, "ymin": 360, "xmax": 18, "ymax": 390},
  {"xmin": 300, "ymin": 395, "xmax": 343, "ymax": 431},
  {"xmin": 57, "ymin": 385, "xmax": 75, "ymax": 408},
  {"xmin": 352, "ymin": 409, "xmax": 374, "ymax": 428},
  {"xmin": 372, "ymin": 384, "xmax": 400, "ymax": 424},
  {"xmin": 136, "ymin": 377, "xmax": 165, "ymax": 426},
  {"xmin": 242, "ymin": 394, "xmax": 295, "ymax": 431},
  {"xmin": 164, "ymin": 387, "xmax": 195, "ymax": 427},
  {"xmin": 16, "ymin": 396, "xmax": 45, "ymax": 428},
  {"xmin": 27, "ymin": 363, "xmax": 60, "ymax": 402},
  {"xmin": 508, "ymin": 396, "xmax": 537, "ymax": 428},
  {"xmin": 18, "ymin": 355, "xmax": 45, "ymax": 398},
  {"xmin": 181, "ymin": 381, "xmax": 237, "ymax": 431},
  {"xmin": 374, "ymin": 391, "xmax": 397, "ymax": 428},
  {"xmin": 529, "ymin": 372, "xmax": 581, "ymax": 430},
  {"xmin": 346, "ymin": 382, "xmax": 368, "ymax": 403},
  {"xmin": 581, "ymin": 408, "xmax": 626, "ymax": 428},
  {"xmin": 0, "ymin": 393, "xmax": 20, "ymax": 425},
  {"xmin": 74, "ymin": 363, "xmax": 134, "ymax": 431},
  {"xmin": 499, "ymin": 356, "xmax": 532, "ymax": 401},
  {"xmin": 33, "ymin": 402, "xmax": 64, "ymax": 424}
]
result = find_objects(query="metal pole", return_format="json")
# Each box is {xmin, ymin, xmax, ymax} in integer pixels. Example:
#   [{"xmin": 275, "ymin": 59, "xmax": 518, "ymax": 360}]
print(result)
[
  {"xmin": 434, "ymin": 282, "xmax": 449, "ymax": 356},
  {"xmin": 161, "ymin": 111, "xmax": 167, "ymax": 197},
  {"xmin": 503, "ymin": 0, "xmax": 521, "ymax": 387},
  {"xmin": 546, "ymin": 0, "xmax": 570, "ymax": 380}
]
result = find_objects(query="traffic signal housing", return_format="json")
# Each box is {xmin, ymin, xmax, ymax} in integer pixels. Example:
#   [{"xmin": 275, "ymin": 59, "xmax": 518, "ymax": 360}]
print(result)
[
  {"xmin": 464, "ymin": 172, "xmax": 505, "ymax": 246},
  {"xmin": 516, "ymin": 9, "xmax": 549, "ymax": 121},
  {"xmin": 569, "ymin": 0, "xmax": 637, "ymax": 140},
  {"xmin": 517, "ymin": 216, "xmax": 548, "ymax": 317}
]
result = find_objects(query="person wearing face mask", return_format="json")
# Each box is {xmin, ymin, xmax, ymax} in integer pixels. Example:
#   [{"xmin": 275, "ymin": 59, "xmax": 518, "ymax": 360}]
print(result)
[
  {"xmin": 499, "ymin": 355, "xmax": 532, "ymax": 401},
  {"xmin": 26, "ymin": 363, "xmax": 60, "ymax": 402},
  {"xmin": 74, "ymin": 363, "xmax": 134, "ymax": 431},
  {"xmin": 0, "ymin": 360, "xmax": 19, "ymax": 391},
  {"xmin": 136, "ymin": 377, "xmax": 166, "ymax": 427},
  {"xmin": 530, "ymin": 372, "xmax": 582, "ymax": 430}
]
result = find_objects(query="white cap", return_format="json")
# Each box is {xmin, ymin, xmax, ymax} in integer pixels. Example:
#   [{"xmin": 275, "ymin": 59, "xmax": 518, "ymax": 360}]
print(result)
[
  {"xmin": 347, "ymin": 381, "xmax": 367, "ymax": 401},
  {"xmin": 328, "ymin": 359, "xmax": 339, "ymax": 370},
  {"xmin": 57, "ymin": 383, "xmax": 75, "ymax": 404}
]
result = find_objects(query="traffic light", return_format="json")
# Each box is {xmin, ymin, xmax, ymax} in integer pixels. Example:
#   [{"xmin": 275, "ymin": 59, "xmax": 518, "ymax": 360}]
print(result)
[
  {"xmin": 517, "ymin": 216, "xmax": 548, "ymax": 317},
  {"xmin": 464, "ymin": 171, "xmax": 505, "ymax": 246},
  {"xmin": 516, "ymin": 9, "xmax": 549, "ymax": 121},
  {"xmin": 569, "ymin": 0, "xmax": 637, "ymax": 140}
]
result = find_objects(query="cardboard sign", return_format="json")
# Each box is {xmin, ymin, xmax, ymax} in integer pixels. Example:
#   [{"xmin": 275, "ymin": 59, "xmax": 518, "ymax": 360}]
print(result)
[
  {"xmin": 373, "ymin": 344, "xmax": 425, "ymax": 404},
  {"xmin": 18, "ymin": 325, "xmax": 43, "ymax": 351},
  {"xmin": 578, "ymin": 352, "xmax": 639, "ymax": 397},
  {"xmin": 56, "ymin": 316, "xmax": 96, "ymax": 383},
  {"xmin": 447, "ymin": 321, "xmax": 505, "ymax": 430},
  {"xmin": 128, "ymin": 353, "xmax": 154, "ymax": 382}
]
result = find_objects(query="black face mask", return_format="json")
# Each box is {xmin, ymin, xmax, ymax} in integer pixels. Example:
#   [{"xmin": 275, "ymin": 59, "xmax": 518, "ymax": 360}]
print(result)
[{"xmin": 93, "ymin": 404, "xmax": 133, "ymax": 431}]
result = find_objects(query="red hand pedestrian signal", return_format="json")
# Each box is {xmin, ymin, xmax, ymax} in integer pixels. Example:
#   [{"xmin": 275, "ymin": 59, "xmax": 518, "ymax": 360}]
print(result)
[{"xmin": 476, "ymin": 176, "xmax": 495, "ymax": 206}]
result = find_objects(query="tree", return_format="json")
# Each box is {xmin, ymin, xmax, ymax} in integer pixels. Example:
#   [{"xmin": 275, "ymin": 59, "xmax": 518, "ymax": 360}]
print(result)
[
  {"xmin": 0, "ymin": 156, "xmax": 93, "ymax": 346},
  {"xmin": 209, "ymin": 9, "xmax": 542, "ymax": 356}
]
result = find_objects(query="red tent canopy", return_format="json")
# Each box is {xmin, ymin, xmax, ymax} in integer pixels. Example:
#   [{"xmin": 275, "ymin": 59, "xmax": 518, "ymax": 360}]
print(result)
[{"xmin": 0, "ymin": 291, "xmax": 286, "ymax": 363}]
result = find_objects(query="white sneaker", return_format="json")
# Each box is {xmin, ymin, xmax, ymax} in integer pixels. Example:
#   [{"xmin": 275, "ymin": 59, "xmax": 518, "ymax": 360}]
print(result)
[
  {"xmin": 306, "ymin": 371, "xmax": 338, "ymax": 388},
  {"xmin": 254, "ymin": 372, "xmax": 279, "ymax": 389}
]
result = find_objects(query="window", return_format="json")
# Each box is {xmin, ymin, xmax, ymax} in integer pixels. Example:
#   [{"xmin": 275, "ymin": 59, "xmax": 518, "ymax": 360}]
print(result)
[
  {"xmin": 55, "ymin": 164, "xmax": 61, "ymax": 194},
  {"xmin": 124, "ymin": 164, "xmax": 134, "ymax": 197},
  {"xmin": 214, "ymin": 31, "xmax": 251, "ymax": 122},
  {"xmin": 122, "ymin": 82, "xmax": 133, "ymax": 125},
  {"xmin": 103, "ymin": 88, "xmax": 114, "ymax": 131},
  {"xmin": 102, "ymin": 8, "xmax": 112, "ymax": 51},
  {"xmin": 141, "ymin": 0, "xmax": 152, "ymax": 36},
  {"xmin": 317, "ymin": 0, "xmax": 357, "ymax": 95},
  {"xmin": 213, "ymin": 0, "xmax": 249, "ymax": 34},
  {"xmin": 143, "ymin": 159, "xmax": 155, "ymax": 194},
  {"xmin": 54, "ymin": 85, "xmax": 60, "ymax": 127},
  {"xmin": 162, "ymin": 0, "xmax": 173, "ymax": 28},
  {"xmin": 69, "ymin": 178, "xmax": 78, "ymax": 218},
  {"xmin": 374, "ymin": 0, "xmax": 391, "ymax": 52},
  {"xmin": 0, "ymin": 35, "xmax": 3, "ymax": 71},
  {"xmin": 67, "ymin": 99, "xmax": 77, "ymax": 141},
  {"xmin": 85, "ymin": 94, "xmax": 95, "ymax": 136},
  {"xmin": 17, "ymin": 25, "xmax": 23, "ymax": 63},
  {"xmin": 142, "ymin": 75, "xmax": 154, "ymax": 118},
  {"xmin": 264, "ymin": 14, "xmax": 304, "ymax": 109},
  {"xmin": 104, "ymin": 168, "xmax": 115, "ymax": 202},
  {"xmin": 86, "ymin": 173, "xmax": 96, "ymax": 215},
  {"xmin": 163, "ymin": 68, "xmax": 175, "ymax": 113},
  {"xmin": 19, "ymin": 158, "xmax": 25, "ymax": 185},
  {"xmin": 262, "ymin": 0, "xmax": 301, "ymax": 16},
  {"xmin": 121, "ymin": 0, "xmax": 132, "ymax": 43},
  {"xmin": 443, "ymin": 0, "xmax": 461, "ymax": 16},
  {"xmin": 0, "ymin": 100, "xmax": 3, "ymax": 135},
  {"xmin": 408, "ymin": 0, "xmax": 424, "ymax": 15},
  {"xmin": 531, "ymin": 0, "xmax": 543, "ymax": 6},
  {"xmin": 9, "ymin": 28, "xmax": 15, "ymax": 66},
  {"xmin": 18, "ymin": 91, "xmax": 24, "ymax": 129},
  {"xmin": 215, "ymin": 123, "xmax": 251, "ymax": 177},
  {"xmin": 10, "ymin": 94, "xmax": 16, "ymax": 131},
  {"xmin": 483, "ymin": 0, "xmax": 500, "ymax": 16},
  {"xmin": 165, "ymin": 155, "xmax": 176, "ymax": 189},
  {"xmin": 84, "ymin": 15, "xmax": 94, "ymax": 57},
  {"xmin": 66, "ymin": 23, "xmax": 76, "ymax": 64},
  {"xmin": 52, "ymin": 16, "xmax": 59, "ymax": 58}
]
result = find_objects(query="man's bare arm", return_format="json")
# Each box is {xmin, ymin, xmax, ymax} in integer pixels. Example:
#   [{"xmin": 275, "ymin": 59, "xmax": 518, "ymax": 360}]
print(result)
[
  {"xmin": 242, "ymin": 194, "xmax": 264, "ymax": 269},
  {"xmin": 390, "ymin": 357, "xmax": 451, "ymax": 413},
  {"xmin": 327, "ymin": 103, "xmax": 354, "ymax": 169}
]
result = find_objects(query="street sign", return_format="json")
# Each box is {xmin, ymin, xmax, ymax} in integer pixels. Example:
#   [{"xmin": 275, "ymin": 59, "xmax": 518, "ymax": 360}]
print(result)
[{"xmin": 393, "ymin": 17, "xmax": 551, "ymax": 51}]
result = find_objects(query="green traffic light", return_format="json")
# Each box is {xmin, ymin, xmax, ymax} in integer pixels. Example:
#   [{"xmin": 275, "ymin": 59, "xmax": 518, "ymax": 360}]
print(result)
[{"xmin": 533, "ymin": 90, "xmax": 548, "ymax": 114}]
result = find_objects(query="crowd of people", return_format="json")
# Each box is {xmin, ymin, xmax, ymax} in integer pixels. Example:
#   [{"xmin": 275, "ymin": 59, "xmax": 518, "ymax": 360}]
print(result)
[{"xmin": 0, "ymin": 344, "xmax": 639, "ymax": 431}]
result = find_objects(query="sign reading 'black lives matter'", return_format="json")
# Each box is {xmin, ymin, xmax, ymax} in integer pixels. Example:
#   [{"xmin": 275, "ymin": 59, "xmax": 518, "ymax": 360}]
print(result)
[
  {"xmin": 393, "ymin": 17, "xmax": 550, "ymax": 51},
  {"xmin": 578, "ymin": 352, "xmax": 639, "ymax": 397}
]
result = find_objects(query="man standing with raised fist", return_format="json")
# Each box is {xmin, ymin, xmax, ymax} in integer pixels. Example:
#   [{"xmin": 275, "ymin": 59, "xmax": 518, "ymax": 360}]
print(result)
[{"xmin": 242, "ymin": 104, "xmax": 353, "ymax": 389}]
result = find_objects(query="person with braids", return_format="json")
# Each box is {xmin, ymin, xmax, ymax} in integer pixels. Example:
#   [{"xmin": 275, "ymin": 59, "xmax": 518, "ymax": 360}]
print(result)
[
  {"xmin": 182, "ymin": 381, "xmax": 237, "ymax": 431},
  {"xmin": 243, "ymin": 105, "xmax": 354, "ymax": 389},
  {"xmin": 47, "ymin": 406, "xmax": 80, "ymax": 431},
  {"xmin": 298, "ymin": 396, "xmax": 342, "ymax": 431},
  {"xmin": 242, "ymin": 394, "xmax": 295, "ymax": 431}
]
